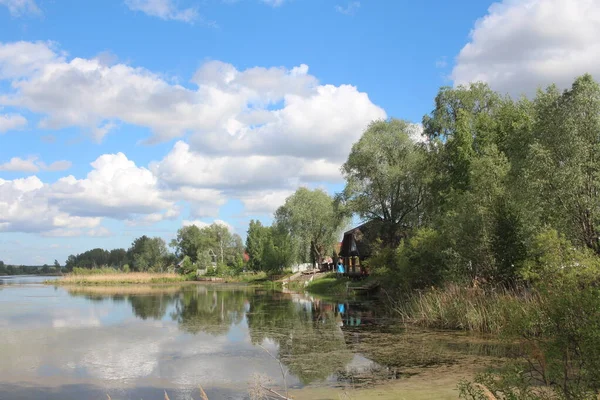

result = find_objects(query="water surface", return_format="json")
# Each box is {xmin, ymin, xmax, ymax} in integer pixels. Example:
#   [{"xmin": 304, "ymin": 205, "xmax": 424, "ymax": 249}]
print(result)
[{"xmin": 0, "ymin": 279, "xmax": 513, "ymax": 399}]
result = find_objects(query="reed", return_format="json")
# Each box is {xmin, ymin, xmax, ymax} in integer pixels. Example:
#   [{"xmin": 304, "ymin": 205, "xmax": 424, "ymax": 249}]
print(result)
[
  {"xmin": 51, "ymin": 272, "xmax": 185, "ymax": 285},
  {"xmin": 395, "ymin": 284, "xmax": 539, "ymax": 335}
]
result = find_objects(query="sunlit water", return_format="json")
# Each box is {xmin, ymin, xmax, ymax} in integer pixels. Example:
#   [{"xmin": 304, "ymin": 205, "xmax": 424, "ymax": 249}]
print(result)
[{"xmin": 0, "ymin": 277, "xmax": 516, "ymax": 399}]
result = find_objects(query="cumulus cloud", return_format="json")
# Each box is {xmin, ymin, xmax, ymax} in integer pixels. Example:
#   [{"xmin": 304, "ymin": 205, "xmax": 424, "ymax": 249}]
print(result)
[
  {"xmin": 183, "ymin": 219, "xmax": 234, "ymax": 232},
  {"xmin": 0, "ymin": 153, "xmax": 219, "ymax": 235},
  {"xmin": 0, "ymin": 0, "xmax": 40, "ymax": 16},
  {"xmin": 49, "ymin": 153, "xmax": 177, "ymax": 219},
  {"xmin": 0, "ymin": 42, "xmax": 385, "ymax": 153},
  {"xmin": 452, "ymin": 0, "xmax": 600, "ymax": 96},
  {"xmin": 0, "ymin": 156, "xmax": 39, "ymax": 172},
  {"xmin": 0, "ymin": 156, "xmax": 72, "ymax": 172},
  {"xmin": 0, "ymin": 176, "xmax": 102, "ymax": 234},
  {"xmin": 0, "ymin": 41, "xmax": 387, "ymax": 232},
  {"xmin": 124, "ymin": 0, "xmax": 198, "ymax": 23},
  {"xmin": 0, "ymin": 113, "xmax": 27, "ymax": 133}
]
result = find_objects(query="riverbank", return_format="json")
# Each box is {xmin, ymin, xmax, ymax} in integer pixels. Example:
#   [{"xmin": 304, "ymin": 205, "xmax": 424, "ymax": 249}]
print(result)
[
  {"xmin": 48, "ymin": 272, "xmax": 186, "ymax": 285},
  {"xmin": 47, "ymin": 270, "xmax": 290, "ymax": 286}
]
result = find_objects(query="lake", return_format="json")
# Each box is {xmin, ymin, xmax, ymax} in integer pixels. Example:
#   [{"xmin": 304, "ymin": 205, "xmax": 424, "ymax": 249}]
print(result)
[{"xmin": 0, "ymin": 277, "xmax": 515, "ymax": 399}]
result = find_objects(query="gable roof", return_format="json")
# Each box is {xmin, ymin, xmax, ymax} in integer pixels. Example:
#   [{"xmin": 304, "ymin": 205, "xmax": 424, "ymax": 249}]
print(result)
[{"xmin": 339, "ymin": 221, "xmax": 379, "ymax": 258}]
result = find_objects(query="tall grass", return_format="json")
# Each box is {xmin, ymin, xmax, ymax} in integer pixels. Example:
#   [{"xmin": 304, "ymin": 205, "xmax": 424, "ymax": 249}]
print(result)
[
  {"xmin": 53, "ymin": 272, "xmax": 185, "ymax": 285},
  {"xmin": 395, "ymin": 284, "xmax": 539, "ymax": 334}
]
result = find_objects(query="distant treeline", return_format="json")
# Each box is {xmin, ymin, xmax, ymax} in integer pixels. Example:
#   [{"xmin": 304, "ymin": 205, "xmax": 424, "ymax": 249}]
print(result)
[{"xmin": 0, "ymin": 260, "xmax": 61, "ymax": 275}]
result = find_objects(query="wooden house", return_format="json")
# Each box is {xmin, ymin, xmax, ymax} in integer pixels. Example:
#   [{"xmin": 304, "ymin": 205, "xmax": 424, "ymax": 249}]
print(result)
[{"xmin": 338, "ymin": 221, "xmax": 378, "ymax": 277}]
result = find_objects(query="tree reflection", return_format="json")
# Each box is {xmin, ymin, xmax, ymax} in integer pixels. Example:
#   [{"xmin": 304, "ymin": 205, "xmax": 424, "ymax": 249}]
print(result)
[
  {"xmin": 247, "ymin": 293, "xmax": 353, "ymax": 384},
  {"xmin": 171, "ymin": 286, "xmax": 248, "ymax": 335},
  {"xmin": 129, "ymin": 294, "xmax": 175, "ymax": 320}
]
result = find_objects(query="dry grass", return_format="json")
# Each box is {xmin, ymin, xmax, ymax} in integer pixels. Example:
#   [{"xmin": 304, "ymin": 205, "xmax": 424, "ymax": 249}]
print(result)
[
  {"xmin": 67, "ymin": 285, "xmax": 183, "ymax": 296},
  {"xmin": 396, "ymin": 284, "xmax": 539, "ymax": 334},
  {"xmin": 52, "ymin": 272, "xmax": 185, "ymax": 285}
]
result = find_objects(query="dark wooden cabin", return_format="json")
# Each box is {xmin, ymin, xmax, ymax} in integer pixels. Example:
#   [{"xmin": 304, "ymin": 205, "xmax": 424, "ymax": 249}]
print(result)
[{"xmin": 338, "ymin": 221, "xmax": 377, "ymax": 277}]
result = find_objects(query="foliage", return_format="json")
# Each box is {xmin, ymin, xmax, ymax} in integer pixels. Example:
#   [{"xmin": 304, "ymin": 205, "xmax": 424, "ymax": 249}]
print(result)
[
  {"xmin": 245, "ymin": 220, "xmax": 271, "ymax": 271},
  {"xmin": 171, "ymin": 223, "xmax": 244, "ymax": 270},
  {"xmin": 396, "ymin": 284, "xmax": 537, "ymax": 334},
  {"xmin": 274, "ymin": 187, "xmax": 346, "ymax": 267},
  {"xmin": 342, "ymin": 119, "xmax": 429, "ymax": 246},
  {"xmin": 127, "ymin": 235, "xmax": 170, "ymax": 272},
  {"xmin": 458, "ymin": 367, "xmax": 548, "ymax": 400},
  {"xmin": 65, "ymin": 247, "xmax": 129, "ymax": 271}
]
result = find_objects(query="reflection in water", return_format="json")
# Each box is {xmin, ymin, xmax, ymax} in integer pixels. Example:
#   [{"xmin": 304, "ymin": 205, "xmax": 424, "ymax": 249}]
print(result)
[{"xmin": 0, "ymin": 283, "xmax": 520, "ymax": 399}]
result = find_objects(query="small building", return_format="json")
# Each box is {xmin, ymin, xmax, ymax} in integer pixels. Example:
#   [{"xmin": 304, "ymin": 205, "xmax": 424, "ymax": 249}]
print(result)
[{"xmin": 338, "ymin": 221, "xmax": 378, "ymax": 276}]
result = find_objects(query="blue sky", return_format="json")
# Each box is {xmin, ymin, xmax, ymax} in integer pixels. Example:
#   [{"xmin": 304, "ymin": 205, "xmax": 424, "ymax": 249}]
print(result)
[{"xmin": 1, "ymin": 0, "xmax": 598, "ymax": 265}]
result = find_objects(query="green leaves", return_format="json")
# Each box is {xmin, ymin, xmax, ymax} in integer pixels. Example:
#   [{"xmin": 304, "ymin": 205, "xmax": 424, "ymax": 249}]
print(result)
[
  {"xmin": 274, "ymin": 187, "xmax": 346, "ymax": 266},
  {"xmin": 342, "ymin": 119, "xmax": 428, "ymax": 246}
]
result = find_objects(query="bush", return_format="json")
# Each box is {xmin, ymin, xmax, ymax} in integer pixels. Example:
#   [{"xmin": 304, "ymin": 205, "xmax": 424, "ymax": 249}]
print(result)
[
  {"xmin": 71, "ymin": 267, "xmax": 120, "ymax": 275},
  {"xmin": 367, "ymin": 228, "xmax": 450, "ymax": 294}
]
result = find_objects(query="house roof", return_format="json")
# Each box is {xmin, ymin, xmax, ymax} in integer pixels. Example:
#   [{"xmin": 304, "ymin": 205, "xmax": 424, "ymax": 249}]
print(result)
[{"xmin": 339, "ymin": 220, "xmax": 378, "ymax": 258}]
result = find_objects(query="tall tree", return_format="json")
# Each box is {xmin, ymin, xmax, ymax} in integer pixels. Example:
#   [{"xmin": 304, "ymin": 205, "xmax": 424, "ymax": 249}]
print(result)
[
  {"xmin": 245, "ymin": 220, "xmax": 270, "ymax": 271},
  {"xmin": 128, "ymin": 236, "xmax": 169, "ymax": 272},
  {"xmin": 275, "ymin": 188, "xmax": 345, "ymax": 267},
  {"xmin": 521, "ymin": 75, "xmax": 600, "ymax": 254},
  {"xmin": 342, "ymin": 119, "xmax": 428, "ymax": 246}
]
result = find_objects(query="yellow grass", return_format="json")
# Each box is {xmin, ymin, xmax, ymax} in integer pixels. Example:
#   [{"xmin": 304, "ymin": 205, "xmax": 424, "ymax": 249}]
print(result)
[
  {"xmin": 67, "ymin": 285, "xmax": 183, "ymax": 296},
  {"xmin": 52, "ymin": 272, "xmax": 185, "ymax": 285}
]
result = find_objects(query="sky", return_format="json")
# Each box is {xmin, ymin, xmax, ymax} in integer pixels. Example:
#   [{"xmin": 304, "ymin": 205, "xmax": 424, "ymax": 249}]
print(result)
[{"xmin": 1, "ymin": 0, "xmax": 599, "ymax": 265}]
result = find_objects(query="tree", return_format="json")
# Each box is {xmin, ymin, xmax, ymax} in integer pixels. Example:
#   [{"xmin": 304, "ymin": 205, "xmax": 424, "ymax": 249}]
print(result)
[
  {"xmin": 171, "ymin": 223, "xmax": 244, "ymax": 269},
  {"xmin": 275, "ymin": 188, "xmax": 346, "ymax": 267},
  {"xmin": 170, "ymin": 225, "xmax": 203, "ymax": 262},
  {"xmin": 128, "ymin": 236, "xmax": 170, "ymax": 272},
  {"xmin": 519, "ymin": 75, "xmax": 600, "ymax": 254},
  {"xmin": 342, "ymin": 119, "xmax": 429, "ymax": 246},
  {"xmin": 245, "ymin": 220, "xmax": 271, "ymax": 271}
]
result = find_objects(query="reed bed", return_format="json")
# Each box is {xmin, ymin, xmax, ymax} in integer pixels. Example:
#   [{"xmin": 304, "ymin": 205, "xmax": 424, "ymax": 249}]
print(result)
[
  {"xmin": 67, "ymin": 285, "xmax": 183, "ymax": 296},
  {"xmin": 52, "ymin": 272, "xmax": 185, "ymax": 285},
  {"xmin": 395, "ymin": 284, "xmax": 539, "ymax": 335}
]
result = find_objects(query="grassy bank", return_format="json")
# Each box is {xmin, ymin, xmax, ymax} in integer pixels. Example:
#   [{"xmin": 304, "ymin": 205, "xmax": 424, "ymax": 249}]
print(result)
[
  {"xmin": 304, "ymin": 273, "xmax": 378, "ymax": 298},
  {"xmin": 394, "ymin": 284, "xmax": 538, "ymax": 335},
  {"xmin": 49, "ymin": 272, "xmax": 186, "ymax": 285}
]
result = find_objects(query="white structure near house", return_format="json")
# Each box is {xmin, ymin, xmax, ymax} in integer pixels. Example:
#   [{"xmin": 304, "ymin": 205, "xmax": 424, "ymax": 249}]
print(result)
[{"xmin": 291, "ymin": 263, "xmax": 312, "ymax": 273}]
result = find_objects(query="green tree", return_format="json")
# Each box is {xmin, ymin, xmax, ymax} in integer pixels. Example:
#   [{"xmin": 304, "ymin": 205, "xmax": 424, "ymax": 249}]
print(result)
[
  {"xmin": 342, "ymin": 119, "xmax": 429, "ymax": 246},
  {"xmin": 274, "ymin": 188, "xmax": 346, "ymax": 267},
  {"xmin": 520, "ymin": 75, "xmax": 600, "ymax": 254},
  {"xmin": 128, "ymin": 236, "xmax": 169, "ymax": 272},
  {"xmin": 245, "ymin": 220, "xmax": 271, "ymax": 271},
  {"xmin": 170, "ymin": 225, "xmax": 203, "ymax": 262}
]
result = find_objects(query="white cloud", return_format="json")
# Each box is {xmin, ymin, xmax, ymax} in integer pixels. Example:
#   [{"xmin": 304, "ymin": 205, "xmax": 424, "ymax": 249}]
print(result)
[
  {"xmin": 452, "ymin": 0, "xmax": 600, "ymax": 96},
  {"xmin": 150, "ymin": 141, "xmax": 343, "ymax": 192},
  {"xmin": 183, "ymin": 219, "xmax": 234, "ymax": 232},
  {"xmin": 239, "ymin": 190, "xmax": 295, "ymax": 214},
  {"xmin": 335, "ymin": 1, "xmax": 360, "ymax": 15},
  {"xmin": 0, "ymin": 156, "xmax": 39, "ymax": 172},
  {"xmin": 0, "ymin": 41, "xmax": 388, "ymax": 233},
  {"xmin": 0, "ymin": 113, "xmax": 27, "ymax": 133},
  {"xmin": 88, "ymin": 227, "xmax": 112, "ymax": 237},
  {"xmin": 49, "ymin": 153, "xmax": 175, "ymax": 219},
  {"xmin": 0, "ymin": 176, "xmax": 102, "ymax": 234},
  {"xmin": 43, "ymin": 160, "xmax": 72, "ymax": 172},
  {"xmin": 0, "ymin": 156, "xmax": 72, "ymax": 172},
  {"xmin": 0, "ymin": 0, "xmax": 40, "ymax": 16},
  {"xmin": 0, "ymin": 42, "xmax": 384, "ymax": 154},
  {"xmin": 124, "ymin": 0, "xmax": 198, "ymax": 23}
]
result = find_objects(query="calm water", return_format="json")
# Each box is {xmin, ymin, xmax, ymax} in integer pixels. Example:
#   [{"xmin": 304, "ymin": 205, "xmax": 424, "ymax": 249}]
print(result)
[{"xmin": 0, "ymin": 277, "xmax": 514, "ymax": 399}]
